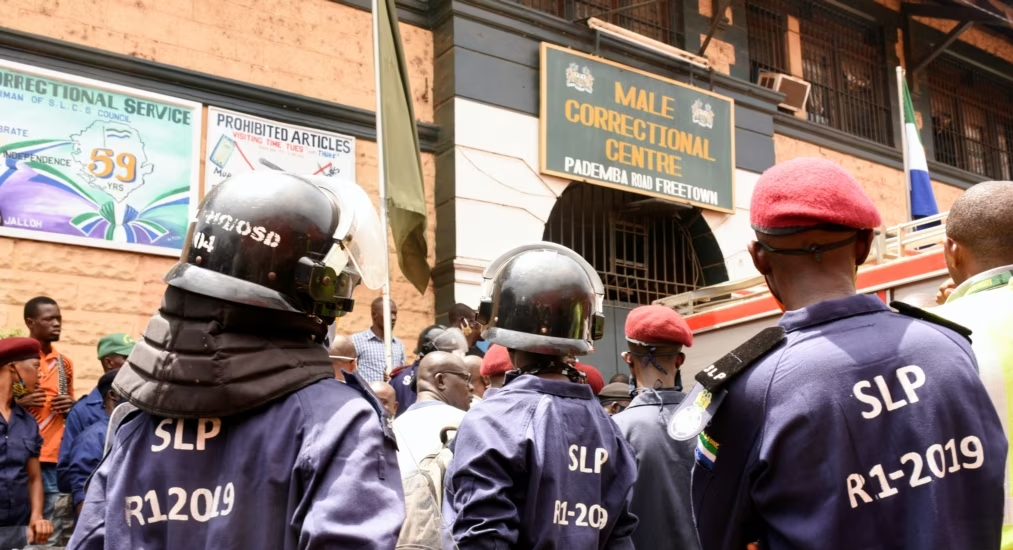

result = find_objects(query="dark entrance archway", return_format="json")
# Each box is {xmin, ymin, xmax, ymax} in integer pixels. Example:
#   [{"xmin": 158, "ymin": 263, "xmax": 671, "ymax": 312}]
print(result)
[{"xmin": 543, "ymin": 183, "xmax": 728, "ymax": 381}]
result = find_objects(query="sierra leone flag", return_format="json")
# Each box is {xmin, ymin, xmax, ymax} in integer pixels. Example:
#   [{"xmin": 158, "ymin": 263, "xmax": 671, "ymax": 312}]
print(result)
[
  {"xmin": 902, "ymin": 79, "xmax": 938, "ymax": 219},
  {"xmin": 696, "ymin": 432, "xmax": 719, "ymax": 470}
]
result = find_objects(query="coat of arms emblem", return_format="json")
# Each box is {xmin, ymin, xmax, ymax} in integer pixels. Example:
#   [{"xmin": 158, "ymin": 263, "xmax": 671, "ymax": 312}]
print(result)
[
  {"xmin": 692, "ymin": 99, "xmax": 715, "ymax": 129},
  {"xmin": 565, "ymin": 62, "xmax": 594, "ymax": 94}
]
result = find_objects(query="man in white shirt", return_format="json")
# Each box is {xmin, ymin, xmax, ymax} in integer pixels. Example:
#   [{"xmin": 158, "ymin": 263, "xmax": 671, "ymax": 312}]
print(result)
[{"xmin": 394, "ymin": 351, "xmax": 472, "ymax": 478}]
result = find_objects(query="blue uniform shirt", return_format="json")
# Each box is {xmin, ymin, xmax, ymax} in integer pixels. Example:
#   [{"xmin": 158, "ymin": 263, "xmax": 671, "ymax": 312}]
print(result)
[
  {"xmin": 444, "ymin": 374, "xmax": 638, "ymax": 549},
  {"xmin": 57, "ymin": 388, "xmax": 108, "ymax": 494},
  {"xmin": 0, "ymin": 404, "xmax": 43, "ymax": 527},
  {"xmin": 68, "ymin": 378, "xmax": 405, "ymax": 550},
  {"xmin": 390, "ymin": 361, "xmax": 419, "ymax": 417},
  {"xmin": 693, "ymin": 294, "xmax": 1008, "ymax": 550},
  {"xmin": 59, "ymin": 419, "xmax": 107, "ymax": 508}
]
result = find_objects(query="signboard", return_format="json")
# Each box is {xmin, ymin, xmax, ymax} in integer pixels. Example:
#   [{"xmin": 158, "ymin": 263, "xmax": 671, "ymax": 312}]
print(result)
[
  {"xmin": 0, "ymin": 59, "xmax": 201, "ymax": 256},
  {"xmin": 540, "ymin": 43, "xmax": 735, "ymax": 213},
  {"xmin": 204, "ymin": 107, "xmax": 356, "ymax": 189}
]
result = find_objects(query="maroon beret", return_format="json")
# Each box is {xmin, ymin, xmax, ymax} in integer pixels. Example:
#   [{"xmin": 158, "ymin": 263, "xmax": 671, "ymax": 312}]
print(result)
[
  {"xmin": 0, "ymin": 337, "xmax": 41, "ymax": 366},
  {"xmin": 625, "ymin": 305, "xmax": 692, "ymax": 347},
  {"xmin": 573, "ymin": 362, "xmax": 605, "ymax": 395},
  {"xmin": 750, "ymin": 157, "xmax": 882, "ymax": 235},
  {"xmin": 480, "ymin": 344, "xmax": 513, "ymax": 376}
]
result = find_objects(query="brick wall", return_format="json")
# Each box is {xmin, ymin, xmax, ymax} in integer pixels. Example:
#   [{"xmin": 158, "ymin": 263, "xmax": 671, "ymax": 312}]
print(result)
[
  {"xmin": 2, "ymin": 0, "xmax": 437, "ymax": 393},
  {"xmin": 7, "ymin": 0, "xmax": 434, "ymax": 123},
  {"xmin": 774, "ymin": 134, "xmax": 962, "ymax": 227}
]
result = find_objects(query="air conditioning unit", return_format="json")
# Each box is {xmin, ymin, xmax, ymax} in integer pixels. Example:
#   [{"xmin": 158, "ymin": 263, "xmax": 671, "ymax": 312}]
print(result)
[{"xmin": 758, "ymin": 72, "xmax": 811, "ymax": 113}]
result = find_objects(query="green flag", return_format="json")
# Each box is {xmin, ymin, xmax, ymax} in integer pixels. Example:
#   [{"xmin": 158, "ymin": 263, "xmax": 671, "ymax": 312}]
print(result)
[{"xmin": 376, "ymin": 0, "xmax": 431, "ymax": 294}]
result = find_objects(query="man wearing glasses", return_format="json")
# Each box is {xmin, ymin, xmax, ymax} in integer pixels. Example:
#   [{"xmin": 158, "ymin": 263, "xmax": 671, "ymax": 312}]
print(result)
[{"xmin": 393, "ymin": 349, "xmax": 473, "ymax": 479}]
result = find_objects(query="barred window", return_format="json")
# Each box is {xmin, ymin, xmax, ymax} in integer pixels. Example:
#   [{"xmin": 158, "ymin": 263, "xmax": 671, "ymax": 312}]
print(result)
[
  {"xmin": 746, "ymin": 0, "xmax": 892, "ymax": 145},
  {"xmin": 514, "ymin": 0, "xmax": 684, "ymax": 49},
  {"xmin": 929, "ymin": 56, "xmax": 1013, "ymax": 179},
  {"xmin": 543, "ymin": 183, "xmax": 703, "ymax": 305}
]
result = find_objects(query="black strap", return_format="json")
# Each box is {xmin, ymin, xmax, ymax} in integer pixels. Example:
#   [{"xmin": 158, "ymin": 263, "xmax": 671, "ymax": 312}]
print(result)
[
  {"xmin": 695, "ymin": 327, "xmax": 786, "ymax": 392},
  {"xmin": 890, "ymin": 301, "xmax": 973, "ymax": 343},
  {"xmin": 756, "ymin": 233, "xmax": 858, "ymax": 262}
]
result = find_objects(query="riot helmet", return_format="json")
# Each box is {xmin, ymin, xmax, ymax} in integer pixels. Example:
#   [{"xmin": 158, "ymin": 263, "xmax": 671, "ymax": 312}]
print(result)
[
  {"xmin": 165, "ymin": 172, "xmax": 386, "ymax": 321},
  {"xmin": 477, "ymin": 242, "xmax": 605, "ymax": 356},
  {"xmin": 415, "ymin": 325, "xmax": 469, "ymax": 358}
]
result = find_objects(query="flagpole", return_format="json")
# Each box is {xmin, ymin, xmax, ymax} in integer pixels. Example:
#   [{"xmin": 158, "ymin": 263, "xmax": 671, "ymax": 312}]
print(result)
[
  {"xmin": 897, "ymin": 66, "xmax": 913, "ymax": 221},
  {"xmin": 373, "ymin": 0, "xmax": 394, "ymax": 376}
]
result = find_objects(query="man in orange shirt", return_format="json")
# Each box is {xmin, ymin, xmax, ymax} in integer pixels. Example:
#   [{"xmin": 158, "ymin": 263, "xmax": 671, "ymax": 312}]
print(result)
[{"xmin": 19, "ymin": 296, "xmax": 74, "ymax": 543}]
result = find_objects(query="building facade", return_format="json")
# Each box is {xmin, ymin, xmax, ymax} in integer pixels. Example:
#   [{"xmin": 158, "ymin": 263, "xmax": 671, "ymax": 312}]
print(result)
[{"xmin": 3, "ymin": 0, "xmax": 1012, "ymax": 385}]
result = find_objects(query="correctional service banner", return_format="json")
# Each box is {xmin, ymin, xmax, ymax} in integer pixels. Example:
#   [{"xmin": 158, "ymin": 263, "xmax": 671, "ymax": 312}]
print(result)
[
  {"xmin": 539, "ymin": 43, "xmax": 735, "ymax": 213},
  {"xmin": 0, "ymin": 59, "xmax": 201, "ymax": 256},
  {"xmin": 204, "ymin": 107, "xmax": 356, "ymax": 190}
]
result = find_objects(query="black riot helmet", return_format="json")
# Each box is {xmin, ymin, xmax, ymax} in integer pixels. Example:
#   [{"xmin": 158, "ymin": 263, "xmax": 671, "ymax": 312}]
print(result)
[
  {"xmin": 415, "ymin": 325, "xmax": 469, "ymax": 358},
  {"xmin": 477, "ymin": 242, "xmax": 605, "ymax": 356},
  {"xmin": 164, "ymin": 172, "xmax": 386, "ymax": 321}
]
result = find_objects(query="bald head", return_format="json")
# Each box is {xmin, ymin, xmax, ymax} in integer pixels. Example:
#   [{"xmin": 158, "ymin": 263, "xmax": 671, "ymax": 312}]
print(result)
[
  {"xmin": 417, "ymin": 351, "xmax": 472, "ymax": 411},
  {"xmin": 329, "ymin": 334, "xmax": 357, "ymax": 381},
  {"xmin": 945, "ymin": 181, "xmax": 1013, "ymax": 285},
  {"xmin": 464, "ymin": 355, "xmax": 486, "ymax": 398},
  {"xmin": 370, "ymin": 381, "xmax": 397, "ymax": 419}
]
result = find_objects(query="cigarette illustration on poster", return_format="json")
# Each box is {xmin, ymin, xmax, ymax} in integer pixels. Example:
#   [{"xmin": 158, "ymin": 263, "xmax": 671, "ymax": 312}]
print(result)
[
  {"xmin": 204, "ymin": 107, "xmax": 356, "ymax": 191},
  {"xmin": 0, "ymin": 59, "xmax": 201, "ymax": 256}
]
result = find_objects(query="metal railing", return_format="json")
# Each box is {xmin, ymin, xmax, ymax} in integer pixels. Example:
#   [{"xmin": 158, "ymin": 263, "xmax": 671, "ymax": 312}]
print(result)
[
  {"xmin": 512, "ymin": 0, "xmax": 684, "ymax": 48},
  {"xmin": 543, "ymin": 183, "xmax": 703, "ymax": 305},
  {"xmin": 745, "ymin": 0, "xmax": 893, "ymax": 145},
  {"xmin": 654, "ymin": 211, "xmax": 949, "ymax": 315},
  {"xmin": 929, "ymin": 55, "xmax": 1013, "ymax": 179}
]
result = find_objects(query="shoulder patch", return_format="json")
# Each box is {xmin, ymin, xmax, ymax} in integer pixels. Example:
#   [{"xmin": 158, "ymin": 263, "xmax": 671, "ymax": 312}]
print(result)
[
  {"xmin": 890, "ymin": 301, "xmax": 972, "ymax": 343},
  {"xmin": 668, "ymin": 327, "xmax": 785, "ymax": 441}
]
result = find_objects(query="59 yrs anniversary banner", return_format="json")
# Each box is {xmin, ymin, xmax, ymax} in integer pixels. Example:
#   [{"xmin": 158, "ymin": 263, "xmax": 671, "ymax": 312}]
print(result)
[{"xmin": 0, "ymin": 59, "xmax": 201, "ymax": 256}]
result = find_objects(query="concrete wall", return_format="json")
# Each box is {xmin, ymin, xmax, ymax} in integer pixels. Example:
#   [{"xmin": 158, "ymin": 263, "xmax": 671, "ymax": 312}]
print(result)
[
  {"xmin": 438, "ymin": 98, "xmax": 572, "ymax": 309},
  {"xmin": 2, "ymin": 0, "xmax": 437, "ymax": 393}
]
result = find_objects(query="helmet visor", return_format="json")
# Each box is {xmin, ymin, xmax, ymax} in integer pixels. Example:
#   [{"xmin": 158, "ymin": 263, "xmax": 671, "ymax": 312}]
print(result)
[{"xmin": 307, "ymin": 176, "xmax": 387, "ymax": 290}]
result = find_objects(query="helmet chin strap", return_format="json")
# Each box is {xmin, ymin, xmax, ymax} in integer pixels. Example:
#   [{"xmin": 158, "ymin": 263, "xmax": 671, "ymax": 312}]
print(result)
[{"xmin": 507, "ymin": 358, "xmax": 587, "ymax": 384}]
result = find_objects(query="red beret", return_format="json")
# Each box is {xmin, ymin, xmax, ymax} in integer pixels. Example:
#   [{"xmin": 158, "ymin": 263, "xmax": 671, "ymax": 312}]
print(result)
[
  {"xmin": 750, "ymin": 157, "xmax": 882, "ymax": 235},
  {"xmin": 0, "ymin": 337, "xmax": 41, "ymax": 366},
  {"xmin": 625, "ymin": 305, "xmax": 692, "ymax": 347},
  {"xmin": 573, "ymin": 362, "xmax": 604, "ymax": 395},
  {"xmin": 480, "ymin": 345, "xmax": 513, "ymax": 376}
]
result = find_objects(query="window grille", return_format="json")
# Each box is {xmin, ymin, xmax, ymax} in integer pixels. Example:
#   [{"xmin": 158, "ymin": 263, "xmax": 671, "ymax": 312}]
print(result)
[
  {"xmin": 543, "ymin": 183, "xmax": 703, "ymax": 305},
  {"xmin": 746, "ymin": 0, "xmax": 892, "ymax": 145},
  {"xmin": 514, "ymin": 0, "xmax": 684, "ymax": 49},
  {"xmin": 929, "ymin": 55, "xmax": 1013, "ymax": 179}
]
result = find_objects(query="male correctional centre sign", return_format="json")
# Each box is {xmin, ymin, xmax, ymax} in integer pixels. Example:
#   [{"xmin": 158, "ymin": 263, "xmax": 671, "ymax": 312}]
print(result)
[{"xmin": 539, "ymin": 43, "xmax": 735, "ymax": 213}]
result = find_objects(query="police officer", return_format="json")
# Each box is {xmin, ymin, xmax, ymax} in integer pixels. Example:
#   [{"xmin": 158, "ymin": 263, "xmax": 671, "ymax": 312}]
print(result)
[
  {"xmin": 443, "ymin": 242, "xmax": 638, "ymax": 549},
  {"xmin": 478, "ymin": 344, "xmax": 511, "ymax": 399},
  {"xmin": 612, "ymin": 305, "xmax": 699, "ymax": 550},
  {"xmin": 691, "ymin": 158, "xmax": 1007, "ymax": 549},
  {"xmin": 68, "ymin": 172, "xmax": 405, "ymax": 550},
  {"xmin": 389, "ymin": 325, "xmax": 469, "ymax": 416}
]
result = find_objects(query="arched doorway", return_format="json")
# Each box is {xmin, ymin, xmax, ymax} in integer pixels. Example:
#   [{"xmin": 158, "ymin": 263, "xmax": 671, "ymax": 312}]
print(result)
[{"xmin": 543, "ymin": 183, "xmax": 728, "ymax": 380}]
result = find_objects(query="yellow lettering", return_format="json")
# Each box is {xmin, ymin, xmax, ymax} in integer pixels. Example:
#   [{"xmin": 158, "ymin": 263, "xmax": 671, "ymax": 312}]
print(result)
[
  {"xmin": 692, "ymin": 136, "xmax": 704, "ymax": 158},
  {"xmin": 608, "ymin": 110, "xmax": 621, "ymax": 134},
  {"xmin": 615, "ymin": 82, "xmax": 637, "ymax": 108},
  {"xmin": 633, "ymin": 119, "xmax": 646, "ymax": 141},
  {"xmin": 661, "ymin": 96, "xmax": 675, "ymax": 119},
  {"xmin": 594, "ymin": 107, "xmax": 608, "ymax": 130},
  {"xmin": 606, "ymin": 139, "xmax": 619, "ymax": 162},
  {"xmin": 565, "ymin": 99, "xmax": 580, "ymax": 123}
]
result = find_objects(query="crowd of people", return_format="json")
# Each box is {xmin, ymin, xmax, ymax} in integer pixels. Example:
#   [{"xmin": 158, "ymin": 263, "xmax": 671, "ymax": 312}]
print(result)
[{"xmin": 0, "ymin": 162, "xmax": 1010, "ymax": 549}]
